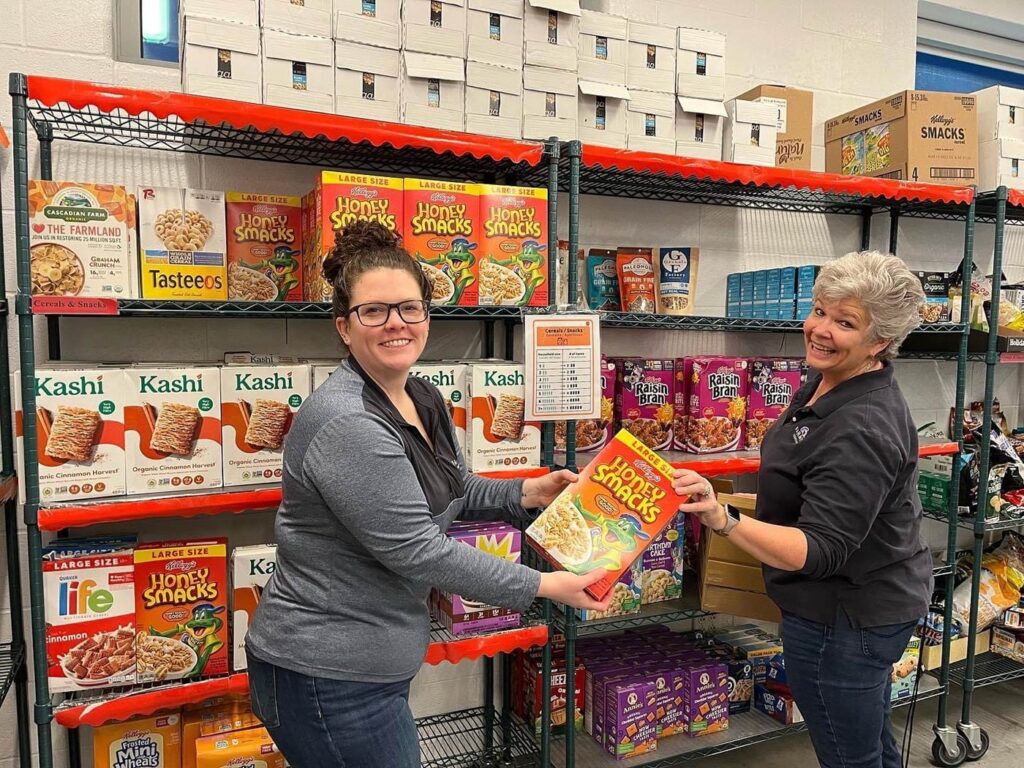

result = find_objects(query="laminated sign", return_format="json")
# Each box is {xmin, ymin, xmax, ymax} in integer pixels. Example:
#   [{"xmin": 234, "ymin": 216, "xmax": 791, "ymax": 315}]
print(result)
[{"xmin": 526, "ymin": 429, "xmax": 683, "ymax": 599}]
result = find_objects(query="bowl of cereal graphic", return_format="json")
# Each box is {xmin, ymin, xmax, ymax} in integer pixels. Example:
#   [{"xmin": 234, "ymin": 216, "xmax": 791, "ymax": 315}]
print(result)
[
  {"xmin": 228, "ymin": 263, "xmax": 279, "ymax": 302},
  {"xmin": 59, "ymin": 625, "xmax": 138, "ymax": 688},
  {"xmin": 480, "ymin": 260, "xmax": 525, "ymax": 305},
  {"xmin": 641, "ymin": 569, "xmax": 678, "ymax": 604},
  {"xmin": 135, "ymin": 633, "xmax": 198, "ymax": 683},
  {"xmin": 31, "ymin": 243, "xmax": 85, "ymax": 296},
  {"xmin": 419, "ymin": 262, "xmax": 455, "ymax": 303}
]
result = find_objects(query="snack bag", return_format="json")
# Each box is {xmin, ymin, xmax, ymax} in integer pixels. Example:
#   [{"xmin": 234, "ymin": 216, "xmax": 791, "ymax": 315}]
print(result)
[
  {"xmin": 586, "ymin": 249, "xmax": 620, "ymax": 311},
  {"xmin": 655, "ymin": 246, "xmax": 699, "ymax": 315},
  {"xmin": 616, "ymin": 247, "xmax": 656, "ymax": 313}
]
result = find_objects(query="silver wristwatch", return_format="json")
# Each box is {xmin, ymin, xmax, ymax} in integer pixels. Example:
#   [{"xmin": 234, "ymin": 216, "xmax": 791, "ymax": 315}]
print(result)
[{"xmin": 713, "ymin": 504, "xmax": 742, "ymax": 537}]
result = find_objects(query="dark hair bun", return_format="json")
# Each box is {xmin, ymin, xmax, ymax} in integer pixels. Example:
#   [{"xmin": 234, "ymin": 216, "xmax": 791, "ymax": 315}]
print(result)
[{"xmin": 323, "ymin": 221, "xmax": 400, "ymax": 284}]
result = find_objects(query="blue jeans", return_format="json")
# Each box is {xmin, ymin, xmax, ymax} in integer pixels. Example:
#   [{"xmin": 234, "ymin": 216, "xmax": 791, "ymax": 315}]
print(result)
[
  {"xmin": 781, "ymin": 610, "xmax": 918, "ymax": 768},
  {"xmin": 247, "ymin": 649, "xmax": 421, "ymax": 768}
]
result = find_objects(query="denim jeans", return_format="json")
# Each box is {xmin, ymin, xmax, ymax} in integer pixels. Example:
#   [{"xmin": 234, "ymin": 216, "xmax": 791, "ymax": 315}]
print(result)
[
  {"xmin": 781, "ymin": 610, "xmax": 918, "ymax": 768},
  {"xmin": 247, "ymin": 649, "xmax": 421, "ymax": 768}
]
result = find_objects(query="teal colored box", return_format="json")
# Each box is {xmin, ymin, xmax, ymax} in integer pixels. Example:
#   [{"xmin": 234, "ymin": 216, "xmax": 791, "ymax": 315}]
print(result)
[
  {"xmin": 779, "ymin": 267, "xmax": 797, "ymax": 298},
  {"xmin": 766, "ymin": 269, "xmax": 781, "ymax": 300},
  {"xmin": 740, "ymin": 272, "xmax": 755, "ymax": 303},
  {"xmin": 795, "ymin": 300, "xmax": 813, "ymax": 319},
  {"xmin": 740, "ymin": 303, "xmax": 753, "ymax": 319},
  {"xmin": 779, "ymin": 299, "xmax": 796, "ymax": 320},
  {"xmin": 797, "ymin": 265, "xmax": 818, "ymax": 298},
  {"xmin": 752, "ymin": 271, "xmax": 769, "ymax": 301}
]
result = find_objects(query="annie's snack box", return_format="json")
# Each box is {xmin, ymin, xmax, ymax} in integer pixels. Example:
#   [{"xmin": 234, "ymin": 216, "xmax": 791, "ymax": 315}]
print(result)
[
  {"xmin": 605, "ymin": 679, "xmax": 657, "ymax": 759},
  {"xmin": 225, "ymin": 192, "xmax": 303, "ymax": 302},
  {"xmin": 124, "ymin": 367, "xmax": 223, "ymax": 495},
  {"xmin": 93, "ymin": 714, "xmax": 182, "ymax": 768},
  {"xmin": 527, "ymin": 429, "xmax": 681, "ymax": 600},
  {"xmin": 439, "ymin": 522, "xmax": 522, "ymax": 635},
  {"xmin": 618, "ymin": 358, "xmax": 674, "ymax": 451},
  {"xmin": 28, "ymin": 180, "xmax": 134, "ymax": 299},
  {"xmin": 466, "ymin": 362, "xmax": 541, "ymax": 472},
  {"xmin": 745, "ymin": 359, "xmax": 803, "ymax": 450},
  {"xmin": 477, "ymin": 184, "xmax": 549, "ymax": 307},
  {"xmin": 221, "ymin": 364, "xmax": 310, "ymax": 486},
  {"xmin": 231, "ymin": 544, "xmax": 277, "ymax": 672},
  {"xmin": 196, "ymin": 726, "xmax": 286, "ymax": 768},
  {"xmin": 410, "ymin": 362, "xmax": 469, "ymax": 451},
  {"xmin": 686, "ymin": 357, "xmax": 748, "ymax": 454}
]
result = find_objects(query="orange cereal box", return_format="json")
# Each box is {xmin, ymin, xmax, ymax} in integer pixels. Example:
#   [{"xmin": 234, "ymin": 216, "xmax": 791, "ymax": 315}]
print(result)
[
  {"xmin": 225, "ymin": 193, "xmax": 302, "ymax": 302},
  {"xmin": 93, "ymin": 713, "xmax": 182, "ymax": 768},
  {"xmin": 134, "ymin": 539, "xmax": 228, "ymax": 683},
  {"xmin": 477, "ymin": 184, "xmax": 549, "ymax": 307},
  {"xmin": 403, "ymin": 179, "xmax": 480, "ymax": 306},
  {"xmin": 301, "ymin": 171, "xmax": 404, "ymax": 302},
  {"xmin": 195, "ymin": 727, "xmax": 286, "ymax": 768},
  {"xmin": 526, "ymin": 429, "xmax": 683, "ymax": 600}
]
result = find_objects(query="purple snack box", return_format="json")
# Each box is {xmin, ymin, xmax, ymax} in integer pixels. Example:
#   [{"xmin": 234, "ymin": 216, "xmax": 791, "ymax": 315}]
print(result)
[
  {"xmin": 590, "ymin": 665, "xmax": 641, "ymax": 741},
  {"xmin": 681, "ymin": 661, "xmax": 730, "ymax": 737},
  {"xmin": 672, "ymin": 358, "xmax": 691, "ymax": 451},
  {"xmin": 617, "ymin": 358, "xmax": 675, "ymax": 451},
  {"xmin": 640, "ymin": 517, "xmax": 684, "ymax": 605},
  {"xmin": 440, "ymin": 523, "xmax": 521, "ymax": 636},
  {"xmin": 605, "ymin": 679, "xmax": 658, "ymax": 759},
  {"xmin": 746, "ymin": 358, "xmax": 804, "ymax": 450},
  {"xmin": 686, "ymin": 357, "xmax": 749, "ymax": 454}
]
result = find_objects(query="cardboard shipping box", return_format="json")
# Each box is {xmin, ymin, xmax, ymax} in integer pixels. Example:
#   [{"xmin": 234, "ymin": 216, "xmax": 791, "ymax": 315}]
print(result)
[
  {"xmin": 626, "ymin": 90, "xmax": 675, "ymax": 154},
  {"xmin": 261, "ymin": 0, "xmax": 332, "ymax": 37},
  {"xmin": 401, "ymin": 52, "xmax": 466, "ymax": 132},
  {"xmin": 677, "ymin": 96, "xmax": 726, "ymax": 160},
  {"xmin": 524, "ymin": 0, "xmax": 581, "ymax": 72},
  {"xmin": 578, "ymin": 81, "xmax": 630, "ymax": 148},
  {"xmin": 334, "ymin": 41, "xmax": 401, "ymax": 122},
  {"xmin": 333, "ymin": 0, "xmax": 400, "ymax": 49},
  {"xmin": 523, "ymin": 65, "xmax": 579, "ymax": 140},
  {"xmin": 466, "ymin": 60, "xmax": 523, "ymax": 140},
  {"xmin": 974, "ymin": 85, "xmax": 1024, "ymax": 142},
  {"xmin": 723, "ymin": 99, "xmax": 778, "ymax": 166},
  {"xmin": 627, "ymin": 21, "xmax": 675, "ymax": 93},
  {"xmin": 979, "ymin": 138, "xmax": 1024, "ymax": 192},
  {"xmin": 676, "ymin": 27, "xmax": 725, "ymax": 101},
  {"xmin": 737, "ymin": 84, "xmax": 813, "ymax": 169},
  {"xmin": 262, "ymin": 30, "xmax": 334, "ymax": 113},
  {"xmin": 181, "ymin": 17, "xmax": 262, "ymax": 102},
  {"xmin": 181, "ymin": 0, "xmax": 257, "ymax": 25},
  {"xmin": 466, "ymin": 0, "xmax": 524, "ymax": 70},
  {"xmin": 578, "ymin": 10, "xmax": 627, "ymax": 87},
  {"xmin": 402, "ymin": 0, "xmax": 468, "ymax": 58},
  {"xmin": 825, "ymin": 90, "xmax": 978, "ymax": 186}
]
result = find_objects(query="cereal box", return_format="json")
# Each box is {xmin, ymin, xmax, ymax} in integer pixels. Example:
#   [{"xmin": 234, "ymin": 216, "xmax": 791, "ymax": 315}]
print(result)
[
  {"xmin": 466, "ymin": 362, "xmax": 541, "ymax": 472},
  {"xmin": 640, "ymin": 517, "xmax": 683, "ymax": 605},
  {"xmin": 404, "ymin": 179, "xmax": 480, "ymax": 306},
  {"xmin": 182, "ymin": 700, "xmax": 255, "ymax": 768},
  {"xmin": 754, "ymin": 683, "xmax": 803, "ymax": 725},
  {"xmin": 124, "ymin": 367, "xmax": 223, "ymax": 496},
  {"xmin": 516, "ymin": 652, "xmax": 585, "ymax": 736},
  {"xmin": 231, "ymin": 544, "xmax": 277, "ymax": 671},
  {"xmin": 410, "ymin": 362, "xmax": 469, "ymax": 452},
  {"xmin": 891, "ymin": 636, "xmax": 921, "ymax": 702},
  {"xmin": 43, "ymin": 539, "xmax": 136, "ymax": 693},
  {"xmin": 225, "ymin": 192, "xmax": 303, "ymax": 302},
  {"xmin": 195, "ymin": 727, "xmax": 286, "ymax": 768},
  {"xmin": 94, "ymin": 714, "xmax": 182, "ymax": 768},
  {"xmin": 655, "ymin": 246, "xmax": 699, "ymax": 316},
  {"xmin": 477, "ymin": 184, "xmax": 549, "ymax": 307},
  {"xmin": 672, "ymin": 357, "xmax": 691, "ymax": 451},
  {"xmin": 686, "ymin": 357, "xmax": 749, "ymax": 454},
  {"xmin": 681, "ymin": 661, "xmax": 730, "ymax": 737},
  {"xmin": 17, "ymin": 366, "xmax": 128, "ymax": 502},
  {"xmin": 577, "ymin": 558, "xmax": 642, "ymax": 621},
  {"xmin": 138, "ymin": 187, "xmax": 227, "ymax": 300},
  {"xmin": 746, "ymin": 359, "xmax": 804, "ymax": 449},
  {"xmin": 438, "ymin": 523, "xmax": 522, "ymax": 635},
  {"xmin": 134, "ymin": 539, "xmax": 229, "ymax": 682},
  {"xmin": 28, "ymin": 180, "xmax": 133, "ymax": 298},
  {"xmin": 301, "ymin": 171, "xmax": 404, "ymax": 302},
  {"xmin": 617, "ymin": 358, "xmax": 674, "ymax": 451},
  {"xmin": 605, "ymin": 679, "xmax": 658, "ymax": 759},
  {"xmin": 221, "ymin": 365, "xmax": 311, "ymax": 486},
  {"xmin": 556, "ymin": 356, "xmax": 616, "ymax": 455},
  {"xmin": 526, "ymin": 429, "xmax": 683, "ymax": 600}
]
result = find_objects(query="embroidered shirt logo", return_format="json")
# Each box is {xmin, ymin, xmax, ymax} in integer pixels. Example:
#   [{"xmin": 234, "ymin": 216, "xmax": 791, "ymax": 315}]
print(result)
[{"xmin": 793, "ymin": 425, "xmax": 809, "ymax": 444}]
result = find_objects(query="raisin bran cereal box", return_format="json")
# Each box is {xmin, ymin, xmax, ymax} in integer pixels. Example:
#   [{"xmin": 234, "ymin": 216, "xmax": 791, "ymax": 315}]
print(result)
[
  {"xmin": 477, "ymin": 184, "xmax": 549, "ymax": 307},
  {"xmin": 409, "ymin": 362, "xmax": 469, "ymax": 452},
  {"xmin": 302, "ymin": 171, "xmax": 403, "ymax": 302},
  {"xmin": 93, "ymin": 714, "xmax": 182, "ymax": 768},
  {"xmin": 746, "ymin": 358, "xmax": 804, "ymax": 449},
  {"xmin": 686, "ymin": 357, "xmax": 748, "ymax": 454},
  {"xmin": 617, "ymin": 358, "xmax": 674, "ymax": 451},
  {"xmin": 527, "ymin": 429, "xmax": 683, "ymax": 600},
  {"xmin": 672, "ymin": 357, "xmax": 691, "ymax": 451},
  {"xmin": 135, "ymin": 539, "xmax": 228, "ymax": 682},
  {"xmin": 556, "ymin": 356, "xmax": 617, "ymax": 455},
  {"xmin": 195, "ymin": 726, "xmax": 286, "ymax": 768},
  {"xmin": 225, "ymin": 192, "xmax": 303, "ymax": 302},
  {"xmin": 404, "ymin": 179, "xmax": 480, "ymax": 306}
]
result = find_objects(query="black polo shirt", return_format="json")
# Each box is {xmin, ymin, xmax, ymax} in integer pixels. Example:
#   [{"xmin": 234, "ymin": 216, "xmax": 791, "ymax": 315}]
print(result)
[{"xmin": 755, "ymin": 362, "xmax": 933, "ymax": 628}]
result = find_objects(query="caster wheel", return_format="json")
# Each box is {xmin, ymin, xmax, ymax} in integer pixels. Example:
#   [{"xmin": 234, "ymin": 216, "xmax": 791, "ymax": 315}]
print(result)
[
  {"xmin": 932, "ymin": 734, "xmax": 968, "ymax": 767},
  {"xmin": 965, "ymin": 728, "xmax": 990, "ymax": 762}
]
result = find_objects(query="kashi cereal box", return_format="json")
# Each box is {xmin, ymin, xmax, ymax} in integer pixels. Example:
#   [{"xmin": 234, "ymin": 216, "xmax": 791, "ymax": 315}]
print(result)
[
  {"xmin": 556, "ymin": 356, "xmax": 616, "ymax": 454},
  {"xmin": 466, "ymin": 362, "xmax": 541, "ymax": 472},
  {"xmin": 672, "ymin": 357, "xmax": 692, "ymax": 451},
  {"xmin": 640, "ymin": 516, "xmax": 684, "ymax": 605},
  {"xmin": 605, "ymin": 679, "xmax": 658, "ymax": 759},
  {"xmin": 438, "ymin": 522, "xmax": 522, "ymax": 635},
  {"xmin": 409, "ymin": 362, "xmax": 469, "ymax": 452},
  {"xmin": 195, "ymin": 727, "xmax": 286, "ymax": 768},
  {"xmin": 231, "ymin": 544, "xmax": 277, "ymax": 672},
  {"xmin": 685, "ymin": 357, "xmax": 749, "ymax": 454},
  {"xmin": 617, "ymin": 358, "xmax": 674, "ymax": 451},
  {"xmin": 28, "ymin": 180, "xmax": 133, "ymax": 299},
  {"xmin": 93, "ymin": 714, "xmax": 182, "ymax": 768},
  {"xmin": 301, "ymin": 171, "xmax": 404, "ymax": 302},
  {"xmin": 526, "ymin": 429, "xmax": 683, "ymax": 600},
  {"xmin": 221, "ymin": 365, "xmax": 311, "ymax": 486},
  {"xmin": 134, "ymin": 539, "xmax": 229, "ymax": 682},
  {"xmin": 124, "ymin": 367, "xmax": 223, "ymax": 496},
  {"xmin": 43, "ymin": 538, "xmax": 136, "ymax": 693},
  {"xmin": 477, "ymin": 184, "xmax": 549, "ymax": 307},
  {"xmin": 682, "ymin": 661, "xmax": 730, "ymax": 737},
  {"xmin": 225, "ymin": 192, "xmax": 303, "ymax": 302},
  {"xmin": 746, "ymin": 358, "xmax": 805, "ymax": 449},
  {"xmin": 404, "ymin": 179, "xmax": 480, "ymax": 306}
]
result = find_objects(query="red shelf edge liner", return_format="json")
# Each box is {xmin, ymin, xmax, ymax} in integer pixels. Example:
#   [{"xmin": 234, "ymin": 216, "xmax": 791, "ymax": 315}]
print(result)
[{"xmin": 1008, "ymin": 189, "xmax": 1024, "ymax": 209}]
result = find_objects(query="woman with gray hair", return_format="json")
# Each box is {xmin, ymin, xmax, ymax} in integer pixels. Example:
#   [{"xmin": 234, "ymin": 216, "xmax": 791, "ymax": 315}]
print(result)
[{"xmin": 673, "ymin": 251, "xmax": 931, "ymax": 768}]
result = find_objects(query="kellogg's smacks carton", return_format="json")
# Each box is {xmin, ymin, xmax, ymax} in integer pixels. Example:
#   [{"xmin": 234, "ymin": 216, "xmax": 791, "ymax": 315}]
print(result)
[
  {"xmin": 746, "ymin": 358, "xmax": 805, "ymax": 449},
  {"xmin": 526, "ymin": 429, "xmax": 682, "ymax": 600},
  {"xmin": 686, "ymin": 357, "xmax": 748, "ymax": 454},
  {"xmin": 225, "ymin": 192, "xmax": 303, "ymax": 302},
  {"xmin": 404, "ymin": 179, "xmax": 480, "ymax": 306},
  {"xmin": 617, "ymin": 359, "xmax": 674, "ymax": 451},
  {"xmin": 477, "ymin": 184, "xmax": 549, "ymax": 307}
]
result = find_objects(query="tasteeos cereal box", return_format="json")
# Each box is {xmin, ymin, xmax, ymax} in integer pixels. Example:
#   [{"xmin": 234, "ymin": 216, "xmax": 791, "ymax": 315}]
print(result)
[
  {"xmin": 556, "ymin": 356, "xmax": 616, "ymax": 454},
  {"xmin": 134, "ymin": 539, "xmax": 228, "ymax": 682},
  {"xmin": 410, "ymin": 362, "xmax": 469, "ymax": 452},
  {"xmin": 404, "ymin": 179, "xmax": 480, "ymax": 306},
  {"xmin": 527, "ymin": 429, "xmax": 682, "ymax": 600},
  {"xmin": 477, "ymin": 184, "xmax": 549, "ymax": 307},
  {"xmin": 746, "ymin": 359, "xmax": 804, "ymax": 449},
  {"xmin": 43, "ymin": 538, "xmax": 137, "ymax": 693},
  {"xmin": 221, "ymin": 365, "xmax": 311, "ymax": 486},
  {"xmin": 195, "ymin": 726, "xmax": 286, "ymax": 768},
  {"xmin": 686, "ymin": 357, "xmax": 748, "ymax": 454},
  {"xmin": 28, "ymin": 180, "xmax": 133, "ymax": 298},
  {"xmin": 138, "ymin": 187, "xmax": 227, "ymax": 300},
  {"xmin": 124, "ymin": 367, "xmax": 223, "ymax": 495},
  {"xmin": 231, "ymin": 544, "xmax": 277, "ymax": 672},
  {"xmin": 439, "ymin": 522, "xmax": 522, "ymax": 635},
  {"xmin": 301, "ymin": 171, "xmax": 404, "ymax": 302},
  {"xmin": 93, "ymin": 714, "xmax": 182, "ymax": 768},
  {"xmin": 225, "ymin": 192, "xmax": 303, "ymax": 302},
  {"xmin": 466, "ymin": 362, "xmax": 541, "ymax": 472},
  {"xmin": 617, "ymin": 358, "xmax": 674, "ymax": 451}
]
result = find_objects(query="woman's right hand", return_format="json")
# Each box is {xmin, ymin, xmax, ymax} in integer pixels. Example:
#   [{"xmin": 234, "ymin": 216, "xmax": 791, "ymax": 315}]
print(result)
[{"xmin": 537, "ymin": 570, "xmax": 614, "ymax": 612}]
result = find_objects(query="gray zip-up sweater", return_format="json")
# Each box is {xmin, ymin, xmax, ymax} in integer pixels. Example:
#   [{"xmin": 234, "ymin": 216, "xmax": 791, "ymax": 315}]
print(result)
[{"xmin": 246, "ymin": 359, "xmax": 541, "ymax": 682}]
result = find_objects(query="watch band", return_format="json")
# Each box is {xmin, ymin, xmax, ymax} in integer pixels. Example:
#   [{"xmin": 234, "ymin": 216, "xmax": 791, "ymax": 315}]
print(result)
[{"xmin": 713, "ymin": 504, "xmax": 741, "ymax": 537}]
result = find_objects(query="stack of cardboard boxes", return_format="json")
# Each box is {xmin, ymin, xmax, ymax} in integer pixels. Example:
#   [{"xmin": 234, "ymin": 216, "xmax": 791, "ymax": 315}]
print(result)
[
  {"xmin": 674, "ymin": 27, "xmax": 726, "ymax": 160},
  {"xmin": 624, "ymin": 21, "xmax": 676, "ymax": 153},
  {"xmin": 523, "ymin": 0, "xmax": 582, "ymax": 140},
  {"xmin": 577, "ymin": 10, "xmax": 630, "ymax": 147},
  {"xmin": 975, "ymin": 85, "xmax": 1024, "ymax": 192},
  {"xmin": 466, "ymin": 0, "xmax": 525, "ymax": 138},
  {"xmin": 401, "ymin": 0, "xmax": 468, "ymax": 130},
  {"xmin": 335, "ymin": 0, "xmax": 402, "ymax": 122}
]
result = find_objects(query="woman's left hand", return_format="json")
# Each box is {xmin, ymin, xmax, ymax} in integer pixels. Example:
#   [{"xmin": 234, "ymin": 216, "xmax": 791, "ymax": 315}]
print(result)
[
  {"xmin": 522, "ymin": 469, "xmax": 579, "ymax": 509},
  {"xmin": 672, "ymin": 468, "xmax": 728, "ymax": 531}
]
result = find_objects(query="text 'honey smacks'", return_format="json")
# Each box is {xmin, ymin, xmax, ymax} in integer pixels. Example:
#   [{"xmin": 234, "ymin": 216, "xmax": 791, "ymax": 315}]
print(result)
[
  {"xmin": 477, "ymin": 184, "xmax": 549, "ymax": 307},
  {"xmin": 404, "ymin": 179, "xmax": 480, "ymax": 306}
]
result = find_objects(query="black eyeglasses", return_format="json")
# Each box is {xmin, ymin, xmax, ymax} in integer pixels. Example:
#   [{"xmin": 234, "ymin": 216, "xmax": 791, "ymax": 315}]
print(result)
[{"xmin": 346, "ymin": 300, "xmax": 431, "ymax": 327}]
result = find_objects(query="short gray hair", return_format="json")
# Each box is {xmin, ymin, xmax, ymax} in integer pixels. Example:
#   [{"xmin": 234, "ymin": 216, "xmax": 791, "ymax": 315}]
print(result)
[{"xmin": 812, "ymin": 250, "xmax": 925, "ymax": 361}]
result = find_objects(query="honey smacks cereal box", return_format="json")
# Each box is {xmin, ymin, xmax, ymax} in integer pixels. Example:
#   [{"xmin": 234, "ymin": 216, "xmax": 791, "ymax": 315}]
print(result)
[
  {"xmin": 477, "ymin": 184, "xmax": 549, "ymax": 307},
  {"xmin": 134, "ymin": 539, "xmax": 229, "ymax": 683},
  {"xmin": 526, "ymin": 429, "xmax": 682, "ymax": 600},
  {"xmin": 195, "ymin": 727, "xmax": 286, "ymax": 768},
  {"xmin": 225, "ymin": 192, "xmax": 303, "ymax": 302},
  {"xmin": 301, "ymin": 172, "xmax": 404, "ymax": 302},
  {"xmin": 404, "ymin": 179, "xmax": 480, "ymax": 306},
  {"xmin": 93, "ymin": 714, "xmax": 182, "ymax": 768}
]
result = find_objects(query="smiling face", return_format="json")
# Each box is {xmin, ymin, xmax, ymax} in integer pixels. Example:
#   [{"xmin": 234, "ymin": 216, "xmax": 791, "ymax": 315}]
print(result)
[
  {"xmin": 335, "ymin": 267, "xmax": 429, "ymax": 381},
  {"xmin": 803, "ymin": 297, "xmax": 889, "ymax": 382}
]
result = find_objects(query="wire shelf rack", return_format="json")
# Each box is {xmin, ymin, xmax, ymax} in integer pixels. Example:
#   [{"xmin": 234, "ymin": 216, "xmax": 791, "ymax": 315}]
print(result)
[
  {"xmin": 0, "ymin": 642, "xmax": 24, "ymax": 708},
  {"xmin": 946, "ymin": 652, "xmax": 1024, "ymax": 689},
  {"xmin": 418, "ymin": 708, "xmax": 538, "ymax": 768}
]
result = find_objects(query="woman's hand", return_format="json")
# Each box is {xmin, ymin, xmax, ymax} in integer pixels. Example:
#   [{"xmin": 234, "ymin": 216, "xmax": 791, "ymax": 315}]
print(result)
[
  {"xmin": 672, "ymin": 468, "xmax": 727, "ymax": 532},
  {"xmin": 537, "ymin": 570, "xmax": 615, "ymax": 612},
  {"xmin": 521, "ymin": 469, "xmax": 579, "ymax": 509}
]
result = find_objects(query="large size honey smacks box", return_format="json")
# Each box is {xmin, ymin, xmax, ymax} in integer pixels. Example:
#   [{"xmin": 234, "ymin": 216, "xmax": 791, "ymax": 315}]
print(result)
[
  {"xmin": 225, "ymin": 192, "xmax": 303, "ymax": 302},
  {"xmin": 477, "ymin": 184, "xmax": 549, "ymax": 307},
  {"xmin": 404, "ymin": 179, "xmax": 480, "ymax": 306}
]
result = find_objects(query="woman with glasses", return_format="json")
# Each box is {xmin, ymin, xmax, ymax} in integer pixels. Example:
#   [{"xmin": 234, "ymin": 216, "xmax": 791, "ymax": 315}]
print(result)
[{"xmin": 245, "ymin": 221, "xmax": 611, "ymax": 768}]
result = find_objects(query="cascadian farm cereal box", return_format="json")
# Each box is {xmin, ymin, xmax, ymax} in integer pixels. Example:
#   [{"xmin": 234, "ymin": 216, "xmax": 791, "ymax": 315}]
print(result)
[
  {"xmin": 302, "ymin": 172, "xmax": 404, "ymax": 302},
  {"xmin": 410, "ymin": 362, "xmax": 469, "ymax": 452},
  {"xmin": 686, "ymin": 357, "xmax": 749, "ymax": 454},
  {"xmin": 93, "ymin": 714, "xmax": 182, "ymax": 768},
  {"xmin": 225, "ymin": 192, "xmax": 303, "ymax": 302},
  {"xmin": 477, "ymin": 185, "xmax": 549, "ymax": 307},
  {"xmin": 231, "ymin": 544, "xmax": 277, "ymax": 672},
  {"xmin": 746, "ymin": 359, "xmax": 804, "ymax": 449},
  {"xmin": 526, "ymin": 429, "xmax": 683, "ymax": 600},
  {"xmin": 404, "ymin": 179, "xmax": 480, "ymax": 306},
  {"xmin": 466, "ymin": 362, "xmax": 541, "ymax": 472}
]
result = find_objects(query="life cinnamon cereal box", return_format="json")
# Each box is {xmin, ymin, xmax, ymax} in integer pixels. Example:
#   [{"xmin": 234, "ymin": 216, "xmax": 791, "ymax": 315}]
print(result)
[
  {"xmin": 134, "ymin": 539, "xmax": 228, "ymax": 682},
  {"xmin": 617, "ymin": 359, "xmax": 674, "ymax": 451},
  {"xmin": 526, "ymin": 429, "xmax": 682, "ymax": 600},
  {"xmin": 231, "ymin": 544, "xmax": 277, "ymax": 671},
  {"xmin": 466, "ymin": 362, "xmax": 541, "ymax": 472},
  {"xmin": 746, "ymin": 359, "xmax": 805, "ymax": 450},
  {"xmin": 301, "ymin": 171, "xmax": 404, "ymax": 302},
  {"xmin": 124, "ymin": 367, "xmax": 223, "ymax": 496},
  {"xmin": 93, "ymin": 714, "xmax": 182, "ymax": 768},
  {"xmin": 404, "ymin": 179, "xmax": 480, "ymax": 306},
  {"xmin": 477, "ymin": 184, "xmax": 549, "ymax": 307},
  {"xmin": 410, "ymin": 362, "xmax": 469, "ymax": 452},
  {"xmin": 225, "ymin": 193, "xmax": 303, "ymax": 302},
  {"xmin": 685, "ymin": 357, "xmax": 749, "ymax": 454},
  {"xmin": 195, "ymin": 727, "xmax": 286, "ymax": 768}
]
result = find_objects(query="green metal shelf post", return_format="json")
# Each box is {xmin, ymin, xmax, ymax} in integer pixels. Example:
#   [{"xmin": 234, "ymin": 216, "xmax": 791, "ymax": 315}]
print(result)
[
  {"xmin": 888, "ymin": 205, "xmax": 900, "ymax": 254},
  {"xmin": 860, "ymin": 207, "xmax": 872, "ymax": 250},
  {"xmin": 564, "ymin": 140, "xmax": 582, "ymax": 474}
]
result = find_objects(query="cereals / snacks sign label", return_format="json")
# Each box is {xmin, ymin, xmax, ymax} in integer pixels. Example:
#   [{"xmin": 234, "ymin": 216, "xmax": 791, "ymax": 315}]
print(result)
[{"xmin": 524, "ymin": 314, "xmax": 601, "ymax": 421}]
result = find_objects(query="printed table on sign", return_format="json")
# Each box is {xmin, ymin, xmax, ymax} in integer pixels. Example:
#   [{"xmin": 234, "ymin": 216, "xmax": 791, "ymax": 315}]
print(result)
[{"xmin": 524, "ymin": 315, "xmax": 602, "ymax": 422}]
